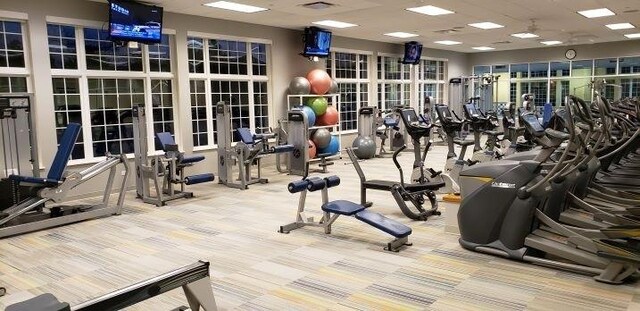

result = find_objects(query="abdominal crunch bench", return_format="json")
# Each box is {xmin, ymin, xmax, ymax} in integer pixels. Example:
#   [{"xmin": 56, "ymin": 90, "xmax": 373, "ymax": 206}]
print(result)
[{"xmin": 278, "ymin": 175, "xmax": 412, "ymax": 252}]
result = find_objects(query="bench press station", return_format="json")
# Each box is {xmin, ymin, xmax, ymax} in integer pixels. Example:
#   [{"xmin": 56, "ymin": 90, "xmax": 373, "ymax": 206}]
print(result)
[{"xmin": 279, "ymin": 175, "xmax": 413, "ymax": 252}]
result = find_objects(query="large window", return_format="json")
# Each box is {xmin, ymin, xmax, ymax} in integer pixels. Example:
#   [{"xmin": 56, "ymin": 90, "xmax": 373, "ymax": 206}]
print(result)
[
  {"xmin": 187, "ymin": 35, "xmax": 271, "ymax": 148},
  {"xmin": 0, "ymin": 20, "xmax": 28, "ymax": 93},
  {"xmin": 473, "ymin": 57, "xmax": 640, "ymax": 107},
  {"xmin": 326, "ymin": 51, "xmax": 370, "ymax": 131},
  {"xmin": 48, "ymin": 22, "xmax": 175, "ymax": 161},
  {"xmin": 417, "ymin": 59, "xmax": 447, "ymax": 114},
  {"xmin": 377, "ymin": 55, "xmax": 411, "ymax": 110}
]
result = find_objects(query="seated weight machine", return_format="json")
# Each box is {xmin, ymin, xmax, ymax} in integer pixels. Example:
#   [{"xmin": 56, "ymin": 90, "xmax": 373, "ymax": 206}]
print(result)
[
  {"xmin": 216, "ymin": 101, "xmax": 293, "ymax": 189},
  {"xmin": 133, "ymin": 105, "xmax": 215, "ymax": 206},
  {"xmin": 0, "ymin": 122, "xmax": 129, "ymax": 238},
  {"xmin": 5, "ymin": 260, "xmax": 217, "ymax": 311}
]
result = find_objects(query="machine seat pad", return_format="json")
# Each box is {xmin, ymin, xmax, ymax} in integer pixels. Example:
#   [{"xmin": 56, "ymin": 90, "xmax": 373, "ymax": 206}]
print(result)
[
  {"xmin": 9, "ymin": 175, "xmax": 60, "ymax": 186},
  {"xmin": 363, "ymin": 180, "xmax": 396, "ymax": 191},
  {"xmin": 484, "ymin": 130, "xmax": 504, "ymax": 136},
  {"xmin": 5, "ymin": 293, "xmax": 71, "ymax": 311},
  {"xmin": 355, "ymin": 210, "xmax": 412, "ymax": 238},
  {"xmin": 180, "ymin": 155, "xmax": 205, "ymax": 164},
  {"xmin": 453, "ymin": 139, "xmax": 475, "ymax": 147},
  {"xmin": 322, "ymin": 200, "xmax": 365, "ymax": 216},
  {"xmin": 404, "ymin": 180, "xmax": 445, "ymax": 191}
]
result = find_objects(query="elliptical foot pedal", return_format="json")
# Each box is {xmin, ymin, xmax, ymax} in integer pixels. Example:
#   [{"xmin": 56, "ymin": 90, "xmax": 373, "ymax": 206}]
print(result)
[{"xmin": 443, "ymin": 193, "xmax": 461, "ymax": 203}]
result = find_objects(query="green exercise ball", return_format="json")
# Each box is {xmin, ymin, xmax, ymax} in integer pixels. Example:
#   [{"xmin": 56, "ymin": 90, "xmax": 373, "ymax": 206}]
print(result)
[{"xmin": 306, "ymin": 96, "xmax": 328, "ymax": 116}]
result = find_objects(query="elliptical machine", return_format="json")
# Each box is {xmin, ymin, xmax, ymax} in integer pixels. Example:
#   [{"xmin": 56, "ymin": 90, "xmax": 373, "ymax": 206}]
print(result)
[
  {"xmin": 462, "ymin": 102, "xmax": 505, "ymax": 162},
  {"xmin": 427, "ymin": 104, "xmax": 476, "ymax": 201},
  {"xmin": 457, "ymin": 97, "xmax": 640, "ymax": 284}
]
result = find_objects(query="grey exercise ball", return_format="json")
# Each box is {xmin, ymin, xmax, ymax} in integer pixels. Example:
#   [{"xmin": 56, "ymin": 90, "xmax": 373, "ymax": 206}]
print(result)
[
  {"xmin": 352, "ymin": 136, "xmax": 377, "ymax": 159},
  {"xmin": 328, "ymin": 79, "xmax": 339, "ymax": 94},
  {"xmin": 289, "ymin": 77, "xmax": 311, "ymax": 95},
  {"xmin": 312, "ymin": 128, "xmax": 332, "ymax": 149}
]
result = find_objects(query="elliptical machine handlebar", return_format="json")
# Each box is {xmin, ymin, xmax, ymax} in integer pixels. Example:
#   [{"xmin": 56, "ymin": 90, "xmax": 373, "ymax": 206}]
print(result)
[{"xmin": 392, "ymin": 145, "xmax": 407, "ymax": 187}]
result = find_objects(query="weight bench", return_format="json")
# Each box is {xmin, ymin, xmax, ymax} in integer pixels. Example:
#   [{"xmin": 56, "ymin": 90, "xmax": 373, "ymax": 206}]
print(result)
[
  {"xmin": 279, "ymin": 175, "xmax": 412, "ymax": 252},
  {"xmin": 0, "ymin": 123, "xmax": 129, "ymax": 238},
  {"xmin": 5, "ymin": 260, "xmax": 217, "ymax": 311}
]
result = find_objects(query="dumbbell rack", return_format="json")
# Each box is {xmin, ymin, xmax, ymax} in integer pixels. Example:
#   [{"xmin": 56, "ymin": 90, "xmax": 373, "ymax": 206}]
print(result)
[{"xmin": 286, "ymin": 93, "xmax": 342, "ymax": 176}]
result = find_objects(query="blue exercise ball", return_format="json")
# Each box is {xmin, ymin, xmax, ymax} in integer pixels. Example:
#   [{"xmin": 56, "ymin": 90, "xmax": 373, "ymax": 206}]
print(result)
[
  {"xmin": 318, "ymin": 135, "xmax": 339, "ymax": 155},
  {"xmin": 301, "ymin": 105, "xmax": 316, "ymax": 127}
]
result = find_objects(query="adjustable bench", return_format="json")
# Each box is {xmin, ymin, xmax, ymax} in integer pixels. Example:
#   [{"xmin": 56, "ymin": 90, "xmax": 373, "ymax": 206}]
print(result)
[{"xmin": 279, "ymin": 175, "xmax": 412, "ymax": 252}]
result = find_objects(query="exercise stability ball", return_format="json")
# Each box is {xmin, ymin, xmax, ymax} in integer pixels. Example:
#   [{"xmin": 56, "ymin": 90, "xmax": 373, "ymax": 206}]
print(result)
[
  {"xmin": 306, "ymin": 97, "xmax": 328, "ymax": 116},
  {"xmin": 318, "ymin": 135, "xmax": 339, "ymax": 155},
  {"xmin": 312, "ymin": 128, "xmax": 331, "ymax": 149},
  {"xmin": 328, "ymin": 79, "xmax": 339, "ymax": 94},
  {"xmin": 289, "ymin": 77, "xmax": 311, "ymax": 95},
  {"xmin": 352, "ymin": 135, "xmax": 376, "ymax": 159},
  {"xmin": 317, "ymin": 106, "xmax": 338, "ymax": 126},
  {"xmin": 306, "ymin": 69, "xmax": 332, "ymax": 95},
  {"xmin": 308, "ymin": 140, "xmax": 317, "ymax": 158},
  {"xmin": 301, "ymin": 105, "xmax": 316, "ymax": 127}
]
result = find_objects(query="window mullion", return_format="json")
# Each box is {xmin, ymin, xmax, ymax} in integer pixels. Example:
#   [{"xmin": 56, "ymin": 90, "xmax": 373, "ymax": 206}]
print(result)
[{"xmin": 78, "ymin": 76, "xmax": 94, "ymax": 159}]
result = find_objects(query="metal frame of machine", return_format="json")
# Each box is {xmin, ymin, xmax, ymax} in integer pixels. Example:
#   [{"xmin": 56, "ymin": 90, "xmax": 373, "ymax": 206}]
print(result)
[{"xmin": 133, "ymin": 104, "xmax": 214, "ymax": 206}]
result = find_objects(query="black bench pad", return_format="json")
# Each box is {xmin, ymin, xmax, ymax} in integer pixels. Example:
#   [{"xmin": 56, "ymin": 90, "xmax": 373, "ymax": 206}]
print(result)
[
  {"xmin": 355, "ymin": 210, "xmax": 412, "ymax": 238},
  {"xmin": 363, "ymin": 180, "xmax": 444, "ymax": 191},
  {"xmin": 322, "ymin": 200, "xmax": 365, "ymax": 216}
]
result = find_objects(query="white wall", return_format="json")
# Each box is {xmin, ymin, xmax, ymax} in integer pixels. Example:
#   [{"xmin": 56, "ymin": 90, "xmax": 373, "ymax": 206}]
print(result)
[{"xmin": 0, "ymin": 0, "xmax": 468, "ymax": 198}]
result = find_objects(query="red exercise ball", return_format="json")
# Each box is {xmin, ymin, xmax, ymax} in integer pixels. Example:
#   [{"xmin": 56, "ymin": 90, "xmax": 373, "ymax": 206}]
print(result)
[
  {"xmin": 306, "ymin": 69, "xmax": 332, "ymax": 95},
  {"xmin": 317, "ymin": 106, "xmax": 339, "ymax": 126},
  {"xmin": 308, "ymin": 140, "xmax": 317, "ymax": 158}
]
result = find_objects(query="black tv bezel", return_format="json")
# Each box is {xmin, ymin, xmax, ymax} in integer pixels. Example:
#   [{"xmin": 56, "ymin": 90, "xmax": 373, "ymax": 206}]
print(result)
[
  {"xmin": 108, "ymin": 0, "xmax": 164, "ymax": 44},
  {"xmin": 302, "ymin": 27, "xmax": 332, "ymax": 58},
  {"xmin": 402, "ymin": 41, "xmax": 423, "ymax": 65}
]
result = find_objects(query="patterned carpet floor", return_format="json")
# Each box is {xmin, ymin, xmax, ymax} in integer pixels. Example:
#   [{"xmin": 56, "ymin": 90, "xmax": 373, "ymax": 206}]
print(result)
[{"xmin": 1, "ymin": 144, "xmax": 639, "ymax": 310}]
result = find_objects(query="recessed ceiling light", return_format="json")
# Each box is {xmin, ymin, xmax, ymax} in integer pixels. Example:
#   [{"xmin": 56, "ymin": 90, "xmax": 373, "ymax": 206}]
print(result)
[
  {"xmin": 203, "ymin": 1, "xmax": 268, "ymax": 13},
  {"xmin": 406, "ymin": 5, "xmax": 454, "ymax": 16},
  {"xmin": 606, "ymin": 23, "xmax": 635, "ymax": 30},
  {"xmin": 577, "ymin": 8, "xmax": 615, "ymax": 18},
  {"xmin": 468, "ymin": 22, "xmax": 504, "ymax": 30},
  {"xmin": 472, "ymin": 46, "xmax": 495, "ymax": 51},
  {"xmin": 625, "ymin": 33, "xmax": 640, "ymax": 38},
  {"xmin": 312, "ymin": 20, "xmax": 358, "ymax": 28},
  {"xmin": 511, "ymin": 33, "xmax": 539, "ymax": 39},
  {"xmin": 541, "ymin": 40, "xmax": 563, "ymax": 45},
  {"xmin": 434, "ymin": 40, "xmax": 462, "ymax": 45},
  {"xmin": 384, "ymin": 32, "xmax": 419, "ymax": 38}
]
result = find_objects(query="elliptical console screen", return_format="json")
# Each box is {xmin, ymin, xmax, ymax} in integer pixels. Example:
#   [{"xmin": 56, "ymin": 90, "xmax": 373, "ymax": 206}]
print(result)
[{"xmin": 109, "ymin": 0, "xmax": 163, "ymax": 43}]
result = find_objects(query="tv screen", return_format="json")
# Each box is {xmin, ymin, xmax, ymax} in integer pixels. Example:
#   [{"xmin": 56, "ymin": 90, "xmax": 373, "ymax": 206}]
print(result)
[
  {"xmin": 402, "ymin": 41, "xmax": 422, "ymax": 64},
  {"xmin": 109, "ymin": 0, "xmax": 163, "ymax": 44},
  {"xmin": 303, "ymin": 27, "xmax": 332, "ymax": 57}
]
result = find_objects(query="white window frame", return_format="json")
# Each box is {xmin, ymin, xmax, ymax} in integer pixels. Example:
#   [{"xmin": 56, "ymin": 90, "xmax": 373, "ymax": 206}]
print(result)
[
  {"xmin": 416, "ymin": 57, "xmax": 448, "ymax": 114},
  {"xmin": 0, "ymin": 14, "xmax": 32, "ymax": 89},
  {"xmin": 187, "ymin": 31, "xmax": 273, "ymax": 151},
  {"xmin": 327, "ymin": 48, "xmax": 372, "ymax": 134},
  {"xmin": 46, "ymin": 16, "xmax": 178, "ymax": 165},
  {"xmin": 377, "ymin": 53, "xmax": 412, "ymax": 110}
]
